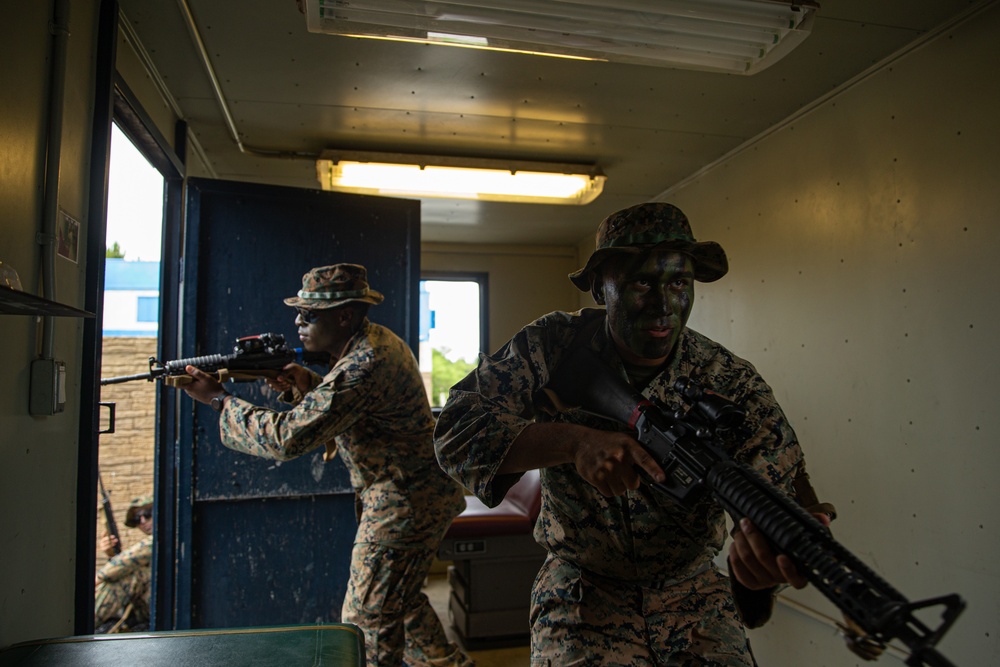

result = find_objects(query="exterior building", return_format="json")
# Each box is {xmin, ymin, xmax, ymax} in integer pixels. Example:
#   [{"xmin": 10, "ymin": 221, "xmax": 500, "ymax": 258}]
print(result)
[{"xmin": 103, "ymin": 259, "xmax": 159, "ymax": 337}]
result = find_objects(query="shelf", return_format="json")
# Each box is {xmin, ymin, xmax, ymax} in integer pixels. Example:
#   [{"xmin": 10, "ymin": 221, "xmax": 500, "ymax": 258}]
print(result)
[{"xmin": 0, "ymin": 285, "xmax": 95, "ymax": 317}]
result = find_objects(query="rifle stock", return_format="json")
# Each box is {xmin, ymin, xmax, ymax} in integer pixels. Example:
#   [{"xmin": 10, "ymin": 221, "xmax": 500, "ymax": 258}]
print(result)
[
  {"xmin": 100, "ymin": 333, "xmax": 330, "ymax": 387},
  {"xmin": 545, "ymin": 343, "xmax": 964, "ymax": 667}
]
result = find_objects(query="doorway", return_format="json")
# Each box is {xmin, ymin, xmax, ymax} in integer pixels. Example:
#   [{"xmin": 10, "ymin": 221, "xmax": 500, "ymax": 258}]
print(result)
[{"xmin": 93, "ymin": 122, "xmax": 165, "ymax": 633}]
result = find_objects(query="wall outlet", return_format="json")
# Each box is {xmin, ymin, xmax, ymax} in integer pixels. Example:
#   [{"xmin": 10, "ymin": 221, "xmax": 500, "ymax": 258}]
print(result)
[{"xmin": 30, "ymin": 358, "xmax": 66, "ymax": 416}]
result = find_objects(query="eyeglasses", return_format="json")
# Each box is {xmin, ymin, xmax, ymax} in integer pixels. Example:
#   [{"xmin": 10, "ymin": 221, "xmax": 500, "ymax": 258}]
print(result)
[
  {"xmin": 296, "ymin": 308, "xmax": 321, "ymax": 324},
  {"xmin": 136, "ymin": 510, "xmax": 152, "ymax": 523}
]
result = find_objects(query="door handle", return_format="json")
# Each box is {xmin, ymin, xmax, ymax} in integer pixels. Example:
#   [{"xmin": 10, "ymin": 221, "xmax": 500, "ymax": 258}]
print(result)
[{"xmin": 99, "ymin": 401, "xmax": 116, "ymax": 435}]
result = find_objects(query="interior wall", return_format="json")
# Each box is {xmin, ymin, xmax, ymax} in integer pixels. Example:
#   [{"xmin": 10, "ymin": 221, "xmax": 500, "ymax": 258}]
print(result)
[
  {"xmin": 667, "ymin": 6, "xmax": 999, "ymax": 665},
  {"xmin": 0, "ymin": 0, "xmax": 102, "ymax": 648},
  {"xmin": 421, "ymin": 242, "xmax": 581, "ymax": 354}
]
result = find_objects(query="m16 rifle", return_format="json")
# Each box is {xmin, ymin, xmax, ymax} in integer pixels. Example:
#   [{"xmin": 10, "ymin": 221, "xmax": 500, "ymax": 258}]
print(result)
[
  {"xmin": 100, "ymin": 333, "xmax": 330, "ymax": 387},
  {"xmin": 97, "ymin": 473, "xmax": 121, "ymax": 555},
  {"xmin": 545, "ymin": 344, "xmax": 964, "ymax": 667}
]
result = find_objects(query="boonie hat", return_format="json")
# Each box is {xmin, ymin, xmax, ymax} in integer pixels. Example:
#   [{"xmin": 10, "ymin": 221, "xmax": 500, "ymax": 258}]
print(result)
[
  {"xmin": 569, "ymin": 202, "xmax": 728, "ymax": 291},
  {"xmin": 124, "ymin": 496, "xmax": 153, "ymax": 527},
  {"xmin": 283, "ymin": 263, "xmax": 385, "ymax": 310}
]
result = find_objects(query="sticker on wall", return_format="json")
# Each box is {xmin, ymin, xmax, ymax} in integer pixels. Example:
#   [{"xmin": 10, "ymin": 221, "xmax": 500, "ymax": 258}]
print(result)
[{"xmin": 57, "ymin": 210, "xmax": 80, "ymax": 263}]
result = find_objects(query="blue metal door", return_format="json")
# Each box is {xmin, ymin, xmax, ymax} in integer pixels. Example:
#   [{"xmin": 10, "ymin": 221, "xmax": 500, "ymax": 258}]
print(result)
[{"xmin": 166, "ymin": 177, "xmax": 419, "ymax": 628}]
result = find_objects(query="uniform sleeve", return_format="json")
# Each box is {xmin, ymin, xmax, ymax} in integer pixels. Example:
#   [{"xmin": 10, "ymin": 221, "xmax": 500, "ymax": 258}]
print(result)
[
  {"xmin": 219, "ymin": 363, "xmax": 374, "ymax": 462},
  {"xmin": 716, "ymin": 363, "xmax": 805, "ymax": 497},
  {"xmin": 434, "ymin": 327, "xmax": 547, "ymax": 507},
  {"xmin": 96, "ymin": 539, "xmax": 152, "ymax": 583},
  {"xmin": 708, "ymin": 358, "xmax": 835, "ymax": 629}
]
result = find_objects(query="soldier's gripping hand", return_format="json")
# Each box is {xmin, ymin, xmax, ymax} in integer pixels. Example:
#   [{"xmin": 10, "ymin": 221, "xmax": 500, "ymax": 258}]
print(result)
[
  {"xmin": 99, "ymin": 530, "xmax": 119, "ymax": 558},
  {"xmin": 499, "ymin": 422, "xmax": 666, "ymax": 497},
  {"xmin": 182, "ymin": 365, "xmax": 226, "ymax": 405},
  {"xmin": 573, "ymin": 428, "xmax": 666, "ymax": 497},
  {"xmin": 264, "ymin": 363, "xmax": 312, "ymax": 394},
  {"xmin": 728, "ymin": 513, "xmax": 832, "ymax": 590}
]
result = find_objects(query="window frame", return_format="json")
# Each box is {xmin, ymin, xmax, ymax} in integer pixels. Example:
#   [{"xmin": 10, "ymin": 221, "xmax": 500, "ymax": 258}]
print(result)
[{"xmin": 419, "ymin": 271, "xmax": 489, "ymax": 356}]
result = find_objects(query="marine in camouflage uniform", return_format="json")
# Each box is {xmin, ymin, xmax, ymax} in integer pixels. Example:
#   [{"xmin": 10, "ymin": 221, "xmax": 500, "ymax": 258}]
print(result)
[
  {"xmin": 182, "ymin": 264, "xmax": 472, "ymax": 667},
  {"xmin": 95, "ymin": 496, "xmax": 153, "ymax": 632},
  {"xmin": 434, "ymin": 203, "xmax": 834, "ymax": 666}
]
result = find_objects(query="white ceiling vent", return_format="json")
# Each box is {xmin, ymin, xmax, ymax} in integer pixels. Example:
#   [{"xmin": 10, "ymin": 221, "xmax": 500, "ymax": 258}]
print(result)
[{"xmin": 303, "ymin": 0, "xmax": 818, "ymax": 75}]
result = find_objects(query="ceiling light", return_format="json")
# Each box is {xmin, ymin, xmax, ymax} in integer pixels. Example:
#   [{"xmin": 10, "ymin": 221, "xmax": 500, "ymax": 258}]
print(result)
[
  {"xmin": 316, "ymin": 151, "xmax": 606, "ymax": 205},
  {"xmin": 303, "ymin": 0, "xmax": 818, "ymax": 75}
]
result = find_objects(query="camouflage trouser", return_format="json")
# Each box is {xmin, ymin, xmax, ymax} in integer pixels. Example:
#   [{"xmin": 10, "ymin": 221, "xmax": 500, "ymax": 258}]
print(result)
[
  {"xmin": 94, "ymin": 573, "xmax": 150, "ymax": 626},
  {"xmin": 529, "ymin": 554, "xmax": 756, "ymax": 667},
  {"xmin": 342, "ymin": 542, "xmax": 474, "ymax": 667}
]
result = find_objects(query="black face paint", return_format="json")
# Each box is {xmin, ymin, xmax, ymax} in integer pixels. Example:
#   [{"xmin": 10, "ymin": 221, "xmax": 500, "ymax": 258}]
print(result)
[{"xmin": 600, "ymin": 250, "xmax": 694, "ymax": 366}]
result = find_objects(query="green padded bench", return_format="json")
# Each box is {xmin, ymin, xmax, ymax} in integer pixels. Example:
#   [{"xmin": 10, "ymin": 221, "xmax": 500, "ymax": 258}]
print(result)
[{"xmin": 0, "ymin": 624, "xmax": 365, "ymax": 666}]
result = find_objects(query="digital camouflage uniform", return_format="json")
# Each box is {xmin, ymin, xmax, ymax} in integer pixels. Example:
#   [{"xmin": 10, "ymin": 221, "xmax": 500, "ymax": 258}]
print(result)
[
  {"xmin": 94, "ymin": 535, "xmax": 152, "ymax": 629},
  {"xmin": 218, "ymin": 318, "xmax": 470, "ymax": 667},
  {"xmin": 435, "ymin": 306, "xmax": 811, "ymax": 667}
]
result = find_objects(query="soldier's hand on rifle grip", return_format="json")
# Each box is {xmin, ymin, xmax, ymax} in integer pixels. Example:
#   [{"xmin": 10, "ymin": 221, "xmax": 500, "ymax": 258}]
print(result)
[
  {"xmin": 573, "ymin": 429, "xmax": 666, "ymax": 497},
  {"xmin": 99, "ymin": 530, "xmax": 118, "ymax": 558},
  {"xmin": 265, "ymin": 363, "xmax": 312, "ymax": 394},
  {"xmin": 182, "ymin": 365, "xmax": 227, "ymax": 405},
  {"xmin": 729, "ymin": 513, "xmax": 831, "ymax": 591}
]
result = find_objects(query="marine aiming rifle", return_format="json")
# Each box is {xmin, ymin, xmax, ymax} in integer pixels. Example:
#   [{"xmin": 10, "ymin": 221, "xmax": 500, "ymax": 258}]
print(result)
[
  {"xmin": 100, "ymin": 333, "xmax": 330, "ymax": 387},
  {"xmin": 97, "ymin": 473, "xmax": 121, "ymax": 555},
  {"xmin": 545, "ymin": 343, "xmax": 964, "ymax": 667}
]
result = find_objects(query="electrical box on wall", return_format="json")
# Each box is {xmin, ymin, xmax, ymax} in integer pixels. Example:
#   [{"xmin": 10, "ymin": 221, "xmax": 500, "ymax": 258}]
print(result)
[{"xmin": 30, "ymin": 358, "xmax": 67, "ymax": 415}]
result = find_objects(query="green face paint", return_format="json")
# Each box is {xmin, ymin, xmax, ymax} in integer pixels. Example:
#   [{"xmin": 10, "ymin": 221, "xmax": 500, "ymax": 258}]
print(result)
[{"xmin": 600, "ymin": 250, "xmax": 694, "ymax": 366}]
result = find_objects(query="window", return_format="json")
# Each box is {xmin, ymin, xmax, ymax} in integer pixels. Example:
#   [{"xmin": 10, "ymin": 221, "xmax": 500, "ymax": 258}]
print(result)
[
  {"xmin": 419, "ymin": 275, "xmax": 487, "ymax": 408},
  {"xmin": 136, "ymin": 296, "xmax": 159, "ymax": 322}
]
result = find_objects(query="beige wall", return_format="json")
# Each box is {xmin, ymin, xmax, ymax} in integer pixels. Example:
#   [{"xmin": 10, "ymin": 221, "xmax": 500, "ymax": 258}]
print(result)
[
  {"xmin": 2, "ymin": 2, "xmax": 995, "ymax": 661},
  {"xmin": 421, "ymin": 242, "xmax": 582, "ymax": 353},
  {"xmin": 664, "ymin": 6, "xmax": 999, "ymax": 665},
  {"xmin": 0, "ymin": 0, "xmax": 102, "ymax": 647}
]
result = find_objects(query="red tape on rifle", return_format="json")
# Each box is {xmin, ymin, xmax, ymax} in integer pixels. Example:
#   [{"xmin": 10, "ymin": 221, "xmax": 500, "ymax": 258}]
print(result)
[{"xmin": 629, "ymin": 400, "xmax": 653, "ymax": 430}]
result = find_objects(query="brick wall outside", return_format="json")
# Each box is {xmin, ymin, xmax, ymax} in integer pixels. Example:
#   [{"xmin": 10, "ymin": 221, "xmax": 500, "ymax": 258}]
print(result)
[{"xmin": 96, "ymin": 337, "xmax": 158, "ymax": 568}]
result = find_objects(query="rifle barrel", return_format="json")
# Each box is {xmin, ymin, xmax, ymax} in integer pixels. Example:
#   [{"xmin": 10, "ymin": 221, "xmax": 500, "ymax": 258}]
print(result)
[{"xmin": 100, "ymin": 372, "xmax": 155, "ymax": 386}]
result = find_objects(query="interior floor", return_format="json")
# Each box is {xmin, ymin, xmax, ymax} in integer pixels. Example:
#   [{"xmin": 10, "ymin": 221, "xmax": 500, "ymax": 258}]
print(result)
[{"xmin": 425, "ymin": 573, "xmax": 530, "ymax": 666}]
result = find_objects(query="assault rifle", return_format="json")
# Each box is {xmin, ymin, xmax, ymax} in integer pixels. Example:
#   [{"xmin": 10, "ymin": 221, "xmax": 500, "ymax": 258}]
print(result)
[
  {"xmin": 545, "ymin": 344, "xmax": 964, "ymax": 667},
  {"xmin": 100, "ymin": 333, "xmax": 330, "ymax": 387},
  {"xmin": 97, "ymin": 473, "xmax": 121, "ymax": 555}
]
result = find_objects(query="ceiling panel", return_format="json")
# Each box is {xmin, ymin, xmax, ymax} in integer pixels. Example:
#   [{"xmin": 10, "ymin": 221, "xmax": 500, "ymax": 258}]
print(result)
[{"xmin": 118, "ymin": 0, "xmax": 982, "ymax": 245}]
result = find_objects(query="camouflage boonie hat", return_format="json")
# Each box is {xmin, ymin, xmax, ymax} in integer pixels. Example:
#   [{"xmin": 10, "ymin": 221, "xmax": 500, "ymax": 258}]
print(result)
[
  {"xmin": 124, "ymin": 496, "xmax": 153, "ymax": 527},
  {"xmin": 283, "ymin": 263, "xmax": 385, "ymax": 310},
  {"xmin": 569, "ymin": 202, "xmax": 729, "ymax": 291}
]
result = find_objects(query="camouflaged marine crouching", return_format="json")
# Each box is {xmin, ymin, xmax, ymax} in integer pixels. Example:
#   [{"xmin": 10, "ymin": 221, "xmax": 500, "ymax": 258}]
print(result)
[
  {"xmin": 94, "ymin": 536, "xmax": 153, "ymax": 626},
  {"xmin": 434, "ymin": 308, "xmax": 809, "ymax": 663},
  {"xmin": 569, "ymin": 202, "xmax": 729, "ymax": 290}
]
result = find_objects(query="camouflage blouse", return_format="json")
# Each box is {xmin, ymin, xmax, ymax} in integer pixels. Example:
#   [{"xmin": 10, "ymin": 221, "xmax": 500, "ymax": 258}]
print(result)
[
  {"xmin": 220, "ymin": 319, "xmax": 465, "ymax": 549},
  {"xmin": 96, "ymin": 536, "xmax": 153, "ymax": 585},
  {"xmin": 434, "ymin": 308, "xmax": 806, "ymax": 582}
]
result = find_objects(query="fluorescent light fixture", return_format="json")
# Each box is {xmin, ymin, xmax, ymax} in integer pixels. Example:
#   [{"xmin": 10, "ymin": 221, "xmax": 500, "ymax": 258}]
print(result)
[
  {"xmin": 316, "ymin": 151, "xmax": 606, "ymax": 205},
  {"xmin": 303, "ymin": 0, "xmax": 818, "ymax": 75}
]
